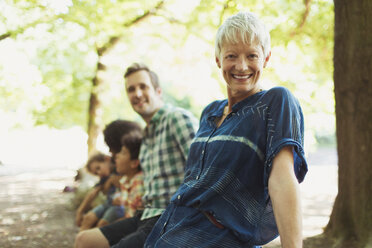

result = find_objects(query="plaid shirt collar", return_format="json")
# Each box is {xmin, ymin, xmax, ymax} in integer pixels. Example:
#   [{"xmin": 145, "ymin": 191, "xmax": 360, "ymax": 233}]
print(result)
[{"xmin": 144, "ymin": 104, "xmax": 168, "ymax": 133}]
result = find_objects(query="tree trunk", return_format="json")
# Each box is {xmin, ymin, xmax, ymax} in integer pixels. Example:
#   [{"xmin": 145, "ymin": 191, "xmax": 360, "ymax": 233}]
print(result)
[
  {"xmin": 85, "ymin": 1, "xmax": 165, "ymax": 153},
  {"xmin": 324, "ymin": 0, "xmax": 372, "ymax": 247},
  {"xmin": 87, "ymin": 61, "xmax": 105, "ymax": 155}
]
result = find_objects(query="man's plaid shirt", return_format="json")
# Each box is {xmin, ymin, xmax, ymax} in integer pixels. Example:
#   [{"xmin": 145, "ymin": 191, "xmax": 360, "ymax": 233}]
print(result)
[{"xmin": 140, "ymin": 104, "xmax": 198, "ymax": 220}]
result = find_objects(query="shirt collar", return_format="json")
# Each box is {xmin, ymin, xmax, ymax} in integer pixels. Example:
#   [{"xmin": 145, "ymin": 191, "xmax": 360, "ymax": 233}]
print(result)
[
  {"xmin": 207, "ymin": 91, "xmax": 265, "ymax": 121},
  {"xmin": 208, "ymin": 99, "xmax": 228, "ymax": 121},
  {"xmin": 232, "ymin": 90, "xmax": 265, "ymax": 112},
  {"xmin": 144, "ymin": 104, "xmax": 169, "ymax": 135},
  {"xmin": 149, "ymin": 104, "xmax": 169, "ymax": 125}
]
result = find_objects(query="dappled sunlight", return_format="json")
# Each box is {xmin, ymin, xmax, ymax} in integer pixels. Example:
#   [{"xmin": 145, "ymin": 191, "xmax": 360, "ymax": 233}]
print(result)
[
  {"xmin": 0, "ymin": 1, "xmax": 339, "ymax": 247},
  {"xmin": 1, "ymin": 0, "xmax": 335, "ymax": 153}
]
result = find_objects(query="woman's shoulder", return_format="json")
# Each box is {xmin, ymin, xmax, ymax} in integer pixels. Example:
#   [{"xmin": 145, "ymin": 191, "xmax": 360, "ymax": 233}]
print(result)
[
  {"xmin": 265, "ymin": 86, "xmax": 292, "ymax": 97},
  {"xmin": 263, "ymin": 86, "xmax": 299, "ymax": 104},
  {"xmin": 202, "ymin": 99, "xmax": 226, "ymax": 114},
  {"xmin": 260, "ymin": 87, "xmax": 304, "ymax": 119}
]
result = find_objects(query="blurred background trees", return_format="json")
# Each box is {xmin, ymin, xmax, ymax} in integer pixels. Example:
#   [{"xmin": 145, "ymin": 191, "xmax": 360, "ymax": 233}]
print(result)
[
  {"xmin": 3, "ymin": 0, "xmax": 372, "ymax": 247},
  {"xmin": 0, "ymin": 0, "xmax": 334, "ymax": 154}
]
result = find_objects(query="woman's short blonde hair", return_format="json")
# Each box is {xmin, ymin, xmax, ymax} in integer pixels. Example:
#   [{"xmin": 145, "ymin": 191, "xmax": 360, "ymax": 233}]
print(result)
[{"xmin": 215, "ymin": 11, "xmax": 271, "ymax": 58}]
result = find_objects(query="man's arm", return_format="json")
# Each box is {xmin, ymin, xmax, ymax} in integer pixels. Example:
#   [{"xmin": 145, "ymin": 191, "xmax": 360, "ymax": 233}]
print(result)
[
  {"xmin": 268, "ymin": 146, "xmax": 302, "ymax": 248},
  {"xmin": 170, "ymin": 110, "xmax": 198, "ymax": 159}
]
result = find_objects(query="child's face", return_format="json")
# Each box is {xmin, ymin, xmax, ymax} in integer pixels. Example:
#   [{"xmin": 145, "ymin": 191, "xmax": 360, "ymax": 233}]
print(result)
[
  {"xmin": 89, "ymin": 161, "xmax": 111, "ymax": 178},
  {"xmin": 115, "ymin": 146, "xmax": 137, "ymax": 175}
]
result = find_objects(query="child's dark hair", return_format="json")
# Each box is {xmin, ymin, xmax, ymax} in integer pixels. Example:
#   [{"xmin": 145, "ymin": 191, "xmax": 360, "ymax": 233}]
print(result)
[
  {"xmin": 103, "ymin": 120, "xmax": 142, "ymax": 154},
  {"xmin": 85, "ymin": 152, "xmax": 106, "ymax": 173},
  {"xmin": 121, "ymin": 130, "xmax": 143, "ymax": 160}
]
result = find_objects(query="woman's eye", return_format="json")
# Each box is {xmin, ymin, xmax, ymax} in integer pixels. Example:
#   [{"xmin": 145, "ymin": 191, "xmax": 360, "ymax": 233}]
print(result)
[{"xmin": 249, "ymin": 54, "xmax": 258, "ymax": 59}]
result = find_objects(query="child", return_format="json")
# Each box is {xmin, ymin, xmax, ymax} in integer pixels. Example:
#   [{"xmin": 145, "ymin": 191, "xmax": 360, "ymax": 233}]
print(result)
[
  {"xmin": 77, "ymin": 153, "xmax": 124, "ymax": 231},
  {"xmin": 113, "ymin": 130, "xmax": 144, "ymax": 219}
]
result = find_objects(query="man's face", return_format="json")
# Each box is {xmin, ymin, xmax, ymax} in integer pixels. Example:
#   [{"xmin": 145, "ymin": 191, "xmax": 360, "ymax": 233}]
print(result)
[{"xmin": 125, "ymin": 70, "xmax": 162, "ymax": 122}]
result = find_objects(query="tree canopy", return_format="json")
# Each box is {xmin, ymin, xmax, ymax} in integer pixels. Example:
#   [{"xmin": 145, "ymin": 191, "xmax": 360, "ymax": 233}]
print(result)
[{"xmin": 1, "ymin": 0, "xmax": 334, "ymax": 150}]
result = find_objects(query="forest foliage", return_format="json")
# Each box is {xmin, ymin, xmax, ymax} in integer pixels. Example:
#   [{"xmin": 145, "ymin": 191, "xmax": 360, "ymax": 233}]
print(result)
[{"xmin": 0, "ymin": 0, "xmax": 334, "ymax": 149}]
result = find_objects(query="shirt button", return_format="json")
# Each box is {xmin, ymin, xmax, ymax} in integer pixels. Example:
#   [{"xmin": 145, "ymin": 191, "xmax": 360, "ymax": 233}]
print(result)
[
  {"xmin": 196, "ymin": 176, "xmax": 199, "ymax": 180},
  {"xmin": 177, "ymin": 195, "xmax": 181, "ymax": 200},
  {"xmin": 202, "ymin": 150, "xmax": 204, "ymax": 154}
]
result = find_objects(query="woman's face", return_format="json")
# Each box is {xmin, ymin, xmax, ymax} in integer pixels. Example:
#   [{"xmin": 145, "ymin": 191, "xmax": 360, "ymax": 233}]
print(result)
[{"xmin": 216, "ymin": 39, "xmax": 270, "ymax": 101}]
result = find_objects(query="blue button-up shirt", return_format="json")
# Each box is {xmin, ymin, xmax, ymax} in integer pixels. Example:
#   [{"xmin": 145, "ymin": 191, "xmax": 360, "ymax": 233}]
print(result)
[{"xmin": 145, "ymin": 87, "xmax": 308, "ymax": 247}]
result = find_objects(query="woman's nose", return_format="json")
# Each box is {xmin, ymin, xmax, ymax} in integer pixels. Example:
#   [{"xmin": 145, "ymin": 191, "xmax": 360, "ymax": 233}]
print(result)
[{"xmin": 235, "ymin": 57, "xmax": 249, "ymax": 71}]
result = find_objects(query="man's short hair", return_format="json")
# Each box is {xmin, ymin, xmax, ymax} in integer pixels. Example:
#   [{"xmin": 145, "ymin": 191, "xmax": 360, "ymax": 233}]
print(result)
[{"xmin": 124, "ymin": 63, "xmax": 160, "ymax": 89}]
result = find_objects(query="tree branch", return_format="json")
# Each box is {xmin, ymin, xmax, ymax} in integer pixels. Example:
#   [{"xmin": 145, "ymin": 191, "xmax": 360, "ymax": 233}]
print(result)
[
  {"xmin": 0, "ymin": 12, "xmax": 68, "ymax": 42},
  {"xmin": 298, "ymin": 0, "xmax": 312, "ymax": 29},
  {"xmin": 0, "ymin": 33, "xmax": 11, "ymax": 41},
  {"xmin": 219, "ymin": 0, "xmax": 234, "ymax": 27},
  {"xmin": 124, "ymin": 0, "xmax": 165, "ymax": 27},
  {"xmin": 291, "ymin": 0, "xmax": 312, "ymax": 36},
  {"xmin": 97, "ymin": 0, "xmax": 165, "ymax": 56}
]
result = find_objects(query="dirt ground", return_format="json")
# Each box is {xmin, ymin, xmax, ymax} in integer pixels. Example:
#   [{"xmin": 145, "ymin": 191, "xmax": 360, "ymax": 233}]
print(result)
[
  {"xmin": 0, "ymin": 171, "xmax": 79, "ymax": 248},
  {"xmin": 0, "ymin": 147, "xmax": 338, "ymax": 248}
]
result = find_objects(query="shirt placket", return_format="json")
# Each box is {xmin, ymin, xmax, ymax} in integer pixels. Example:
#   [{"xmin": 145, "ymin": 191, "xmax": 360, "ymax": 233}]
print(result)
[
  {"xmin": 144, "ymin": 124, "xmax": 155, "ymax": 209},
  {"xmin": 196, "ymin": 121, "xmax": 218, "ymax": 180}
]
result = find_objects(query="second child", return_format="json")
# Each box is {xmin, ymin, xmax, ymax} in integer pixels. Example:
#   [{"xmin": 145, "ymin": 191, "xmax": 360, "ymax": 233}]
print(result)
[{"xmin": 113, "ymin": 130, "xmax": 144, "ymax": 220}]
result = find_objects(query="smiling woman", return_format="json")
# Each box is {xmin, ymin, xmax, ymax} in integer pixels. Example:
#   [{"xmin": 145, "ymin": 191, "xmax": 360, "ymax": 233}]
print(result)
[
  {"xmin": 216, "ymin": 39, "xmax": 270, "ymax": 107},
  {"xmin": 144, "ymin": 12, "xmax": 307, "ymax": 248}
]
